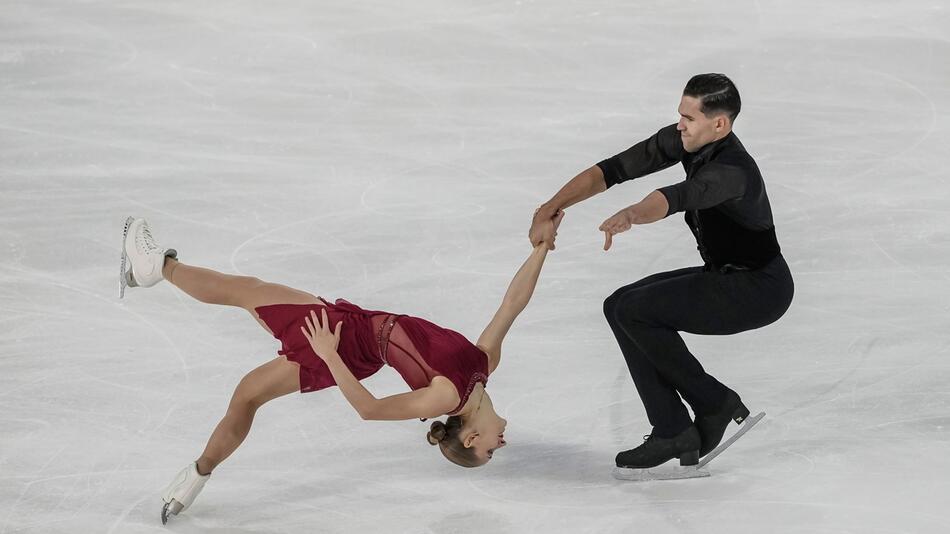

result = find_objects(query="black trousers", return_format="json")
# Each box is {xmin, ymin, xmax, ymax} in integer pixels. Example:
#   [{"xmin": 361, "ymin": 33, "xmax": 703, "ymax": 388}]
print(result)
[{"xmin": 603, "ymin": 254, "xmax": 794, "ymax": 438}]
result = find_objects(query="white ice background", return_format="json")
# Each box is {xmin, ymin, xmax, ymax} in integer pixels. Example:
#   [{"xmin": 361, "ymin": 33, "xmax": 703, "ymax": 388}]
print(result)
[{"xmin": 1, "ymin": 1, "xmax": 949, "ymax": 533}]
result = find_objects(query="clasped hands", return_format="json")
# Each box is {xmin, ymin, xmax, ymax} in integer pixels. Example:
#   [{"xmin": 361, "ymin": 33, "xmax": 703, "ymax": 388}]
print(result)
[{"xmin": 530, "ymin": 206, "xmax": 633, "ymax": 251}]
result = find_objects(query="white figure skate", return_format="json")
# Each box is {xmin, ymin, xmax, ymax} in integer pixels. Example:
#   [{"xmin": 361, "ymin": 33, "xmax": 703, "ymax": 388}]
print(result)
[
  {"xmin": 161, "ymin": 462, "xmax": 210, "ymax": 524},
  {"xmin": 119, "ymin": 216, "xmax": 177, "ymax": 298}
]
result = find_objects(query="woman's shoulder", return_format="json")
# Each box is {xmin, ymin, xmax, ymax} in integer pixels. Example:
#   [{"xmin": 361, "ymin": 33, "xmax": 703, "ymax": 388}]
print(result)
[
  {"xmin": 476, "ymin": 343, "xmax": 499, "ymax": 375},
  {"xmin": 428, "ymin": 375, "xmax": 462, "ymax": 411}
]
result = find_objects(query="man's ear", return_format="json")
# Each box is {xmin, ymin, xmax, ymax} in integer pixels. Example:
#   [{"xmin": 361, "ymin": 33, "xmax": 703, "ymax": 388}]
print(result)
[{"xmin": 716, "ymin": 115, "xmax": 728, "ymax": 131}]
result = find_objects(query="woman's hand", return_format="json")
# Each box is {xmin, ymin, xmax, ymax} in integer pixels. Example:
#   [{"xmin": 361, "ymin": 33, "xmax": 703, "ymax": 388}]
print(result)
[
  {"xmin": 530, "ymin": 208, "xmax": 565, "ymax": 250},
  {"xmin": 535, "ymin": 209, "xmax": 565, "ymax": 249},
  {"xmin": 301, "ymin": 308, "xmax": 342, "ymax": 362}
]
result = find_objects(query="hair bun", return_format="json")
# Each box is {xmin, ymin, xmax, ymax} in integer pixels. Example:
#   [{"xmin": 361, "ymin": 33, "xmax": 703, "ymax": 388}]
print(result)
[{"xmin": 426, "ymin": 420, "xmax": 447, "ymax": 445}]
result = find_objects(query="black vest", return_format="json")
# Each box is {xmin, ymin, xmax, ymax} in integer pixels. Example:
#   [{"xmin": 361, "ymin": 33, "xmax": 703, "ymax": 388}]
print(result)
[
  {"xmin": 685, "ymin": 209, "xmax": 780, "ymax": 270},
  {"xmin": 681, "ymin": 134, "xmax": 781, "ymax": 270}
]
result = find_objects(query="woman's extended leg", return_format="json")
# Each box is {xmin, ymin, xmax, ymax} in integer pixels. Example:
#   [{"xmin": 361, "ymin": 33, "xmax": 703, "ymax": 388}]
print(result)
[
  {"xmin": 162, "ymin": 257, "xmax": 322, "ymax": 331},
  {"xmin": 195, "ymin": 356, "xmax": 301, "ymax": 475}
]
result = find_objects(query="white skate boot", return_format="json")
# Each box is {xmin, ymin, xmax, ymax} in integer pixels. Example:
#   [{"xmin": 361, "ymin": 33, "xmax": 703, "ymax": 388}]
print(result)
[
  {"xmin": 161, "ymin": 462, "xmax": 210, "ymax": 524},
  {"xmin": 119, "ymin": 216, "xmax": 177, "ymax": 298}
]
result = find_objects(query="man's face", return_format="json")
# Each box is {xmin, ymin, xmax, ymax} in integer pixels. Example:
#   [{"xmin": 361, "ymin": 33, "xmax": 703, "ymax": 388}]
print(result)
[{"xmin": 677, "ymin": 95, "xmax": 729, "ymax": 153}]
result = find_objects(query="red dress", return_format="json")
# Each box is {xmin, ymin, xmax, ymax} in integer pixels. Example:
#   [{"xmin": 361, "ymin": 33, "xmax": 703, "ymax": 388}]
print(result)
[{"xmin": 254, "ymin": 298, "xmax": 489, "ymax": 414}]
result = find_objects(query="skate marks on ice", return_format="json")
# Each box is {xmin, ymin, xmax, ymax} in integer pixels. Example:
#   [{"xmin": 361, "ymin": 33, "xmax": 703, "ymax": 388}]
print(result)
[
  {"xmin": 613, "ymin": 412, "xmax": 765, "ymax": 482},
  {"xmin": 612, "ymin": 463, "xmax": 711, "ymax": 481}
]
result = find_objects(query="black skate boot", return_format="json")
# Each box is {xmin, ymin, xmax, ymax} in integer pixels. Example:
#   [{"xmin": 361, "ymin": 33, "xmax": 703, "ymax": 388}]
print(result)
[
  {"xmin": 695, "ymin": 389, "xmax": 750, "ymax": 457},
  {"xmin": 615, "ymin": 425, "xmax": 701, "ymax": 468}
]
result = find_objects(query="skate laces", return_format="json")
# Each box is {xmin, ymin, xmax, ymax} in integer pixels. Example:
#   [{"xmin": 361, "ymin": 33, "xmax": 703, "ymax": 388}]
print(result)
[{"xmin": 137, "ymin": 223, "xmax": 160, "ymax": 253}]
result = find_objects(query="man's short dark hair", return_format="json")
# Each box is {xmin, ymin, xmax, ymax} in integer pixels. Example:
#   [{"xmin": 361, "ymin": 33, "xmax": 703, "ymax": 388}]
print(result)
[{"xmin": 683, "ymin": 73, "xmax": 741, "ymax": 123}]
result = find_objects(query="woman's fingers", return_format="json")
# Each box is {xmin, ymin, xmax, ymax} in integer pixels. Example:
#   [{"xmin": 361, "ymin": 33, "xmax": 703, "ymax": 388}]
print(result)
[
  {"xmin": 303, "ymin": 309, "xmax": 326, "ymax": 340},
  {"xmin": 302, "ymin": 308, "xmax": 341, "ymax": 346},
  {"xmin": 304, "ymin": 314, "xmax": 315, "ymax": 335}
]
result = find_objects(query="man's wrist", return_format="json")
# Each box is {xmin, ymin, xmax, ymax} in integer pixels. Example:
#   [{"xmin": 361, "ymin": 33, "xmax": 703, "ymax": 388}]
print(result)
[
  {"xmin": 534, "ymin": 203, "xmax": 558, "ymax": 220},
  {"xmin": 625, "ymin": 205, "xmax": 641, "ymax": 225}
]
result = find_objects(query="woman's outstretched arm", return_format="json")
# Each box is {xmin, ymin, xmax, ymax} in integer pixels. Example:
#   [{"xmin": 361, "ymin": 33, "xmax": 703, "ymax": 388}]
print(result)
[{"xmin": 477, "ymin": 211, "xmax": 563, "ymax": 372}]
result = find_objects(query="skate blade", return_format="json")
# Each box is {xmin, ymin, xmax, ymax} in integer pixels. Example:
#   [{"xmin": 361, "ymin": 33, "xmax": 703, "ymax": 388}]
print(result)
[
  {"xmin": 612, "ymin": 464, "xmax": 711, "ymax": 481},
  {"xmin": 119, "ymin": 216, "xmax": 133, "ymax": 299},
  {"xmin": 697, "ymin": 411, "xmax": 766, "ymax": 469},
  {"xmin": 161, "ymin": 500, "xmax": 184, "ymax": 525}
]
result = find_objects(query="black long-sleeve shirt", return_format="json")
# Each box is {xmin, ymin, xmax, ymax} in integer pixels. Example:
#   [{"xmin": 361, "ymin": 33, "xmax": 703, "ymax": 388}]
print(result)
[{"xmin": 596, "ymin": 124, "xmax": 781, "ymax": 269}]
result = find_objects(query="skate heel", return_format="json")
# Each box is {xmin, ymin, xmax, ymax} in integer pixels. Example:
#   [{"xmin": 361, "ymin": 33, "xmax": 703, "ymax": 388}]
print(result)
[
  {"xmin": 678, "ymin": 450, "xmax": 699, "ymax": 466},
  {"xmin": 732, "ymin": 403, "xmax": 751, "ymax": 425},
  {"xmin": 161, "ymin": 500, "xmax": 184, "ymax": 524},
  {"xmin": 160, "ymin": 462, "xmax": 210, "ymax": 525}
]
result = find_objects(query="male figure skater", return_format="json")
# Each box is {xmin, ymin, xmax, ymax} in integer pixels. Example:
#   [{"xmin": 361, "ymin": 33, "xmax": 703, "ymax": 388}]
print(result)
[{"xmin": 529, "ymin": 73, "xmax": 793, "ymax": 470}]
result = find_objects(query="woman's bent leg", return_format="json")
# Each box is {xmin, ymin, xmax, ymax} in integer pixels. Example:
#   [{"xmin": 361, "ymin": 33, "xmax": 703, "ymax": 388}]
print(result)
[{"xmin": 195, "ymin": 356, "xmax": 301, "ymax": 475}]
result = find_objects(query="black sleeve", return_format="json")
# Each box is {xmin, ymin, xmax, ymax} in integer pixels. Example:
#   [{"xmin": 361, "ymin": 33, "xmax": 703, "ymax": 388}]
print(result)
[
  {"xmin": 658, "ymin": 162, "xmax": 747, "ymax": 216},
  {"xmin": 595, "ymin": 124, "xmax": 684, "ymax": 188}
]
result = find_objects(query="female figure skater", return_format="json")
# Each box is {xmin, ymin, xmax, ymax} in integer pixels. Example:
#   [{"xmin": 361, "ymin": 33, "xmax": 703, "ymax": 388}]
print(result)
[{"xmin": 118, "ymin": 214, "xmax": 561, "ymax": 524}]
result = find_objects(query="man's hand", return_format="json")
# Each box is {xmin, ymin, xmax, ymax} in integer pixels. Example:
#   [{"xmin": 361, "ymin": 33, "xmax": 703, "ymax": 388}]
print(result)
[
  {"xmin": 530, "ymin": 206, "xmax": 561, "ymax": 250},
  {"xmin": 599, "ymin": 208, "xmax": 634, "ymax": 251},
  {"xmin": 547, "ymin": 209, "xmax": 565, "ymax": 248}
]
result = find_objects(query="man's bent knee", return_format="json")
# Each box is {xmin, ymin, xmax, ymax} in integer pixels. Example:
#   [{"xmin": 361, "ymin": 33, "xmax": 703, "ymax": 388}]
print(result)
[
  {"xmin": 603, "ymin": 289, "xmax": 626, "ymax": 322},
  {"xmin": 612, "ymin": 290, "xmax": 656, "ymax": 328}
]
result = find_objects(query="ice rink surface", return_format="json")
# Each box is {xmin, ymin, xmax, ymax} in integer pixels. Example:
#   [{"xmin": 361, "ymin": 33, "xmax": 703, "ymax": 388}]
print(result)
[{"xmin": 2, "ymin": 1, "xmax": 949, "ymax": 532}]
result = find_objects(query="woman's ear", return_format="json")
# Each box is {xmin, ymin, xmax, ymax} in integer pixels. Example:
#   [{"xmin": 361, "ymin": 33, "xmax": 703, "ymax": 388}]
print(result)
[{"xmin": 462, "ymin": 431, "xmax": 479, "ymax": 449}]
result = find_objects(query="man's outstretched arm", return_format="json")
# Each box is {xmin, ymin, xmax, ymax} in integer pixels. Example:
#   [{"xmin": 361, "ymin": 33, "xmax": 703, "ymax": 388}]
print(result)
[
  {"xmin": 529, "ymin": 165, "xmax": 607, "ymax": 248},
  {"xmin": 529, "ymin": 124, "xmax": 683, "ymax": 249}
]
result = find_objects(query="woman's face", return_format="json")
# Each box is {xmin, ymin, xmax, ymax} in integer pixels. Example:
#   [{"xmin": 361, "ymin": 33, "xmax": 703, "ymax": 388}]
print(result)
[
  {"xmin": 470, "ymin": 412, "xmax": 507, "ymax": 464},
  {"xmin": 463, "ymin": 391, "xmax": 508, "ymax": 465}
]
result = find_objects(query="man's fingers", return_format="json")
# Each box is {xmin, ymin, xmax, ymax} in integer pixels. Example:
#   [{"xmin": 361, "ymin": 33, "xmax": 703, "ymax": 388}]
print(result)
[{"xmin": 603, "ymin": 231, "xmax": 612, "ymax": 251}]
